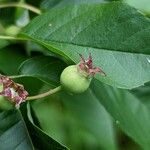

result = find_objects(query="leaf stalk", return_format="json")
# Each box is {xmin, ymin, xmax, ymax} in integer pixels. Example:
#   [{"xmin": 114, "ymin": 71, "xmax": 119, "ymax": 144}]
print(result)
[
  {"xmin": 0, "ymin": 2, "xmax": 41, "ymax": 14},
  {"xmin": 0, "ymin": 35, "xmax": 25, "ymax": 41}
]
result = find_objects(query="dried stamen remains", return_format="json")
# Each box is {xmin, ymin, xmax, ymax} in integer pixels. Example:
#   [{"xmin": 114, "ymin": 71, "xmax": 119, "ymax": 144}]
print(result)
[{"xmin": 78, "ymin": 53, "xmax": 106, "ymax": 77}]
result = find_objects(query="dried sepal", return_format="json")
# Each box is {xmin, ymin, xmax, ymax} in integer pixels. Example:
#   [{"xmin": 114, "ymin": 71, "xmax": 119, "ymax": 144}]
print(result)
[
  {"xmin": 78, "ymin": 53, "xmax": 106, "ymax": 77},
  {"xmin": 0, "ymin": 75, "xmax": 28, "ymax": 108}
]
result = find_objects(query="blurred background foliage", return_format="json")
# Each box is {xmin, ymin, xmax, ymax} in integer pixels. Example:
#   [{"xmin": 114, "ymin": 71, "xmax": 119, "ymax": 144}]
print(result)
[{"xmin": 0, "ymin": 0, "xmax": 150, "ymax": 150}]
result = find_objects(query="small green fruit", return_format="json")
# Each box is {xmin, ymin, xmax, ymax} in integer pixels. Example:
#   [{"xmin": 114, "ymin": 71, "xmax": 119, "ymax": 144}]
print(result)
[
  {"xmin": 0, "ymin": 96, "xmax": 14, "ymax": 110},
  {"xmin": 0, "ymin": 83, "xmax": 13, "ymax": 110},
  {"xmin": 60, "ymin": 65, "xmax": 91, "ymax": 94},
  {"xmin": 60, "ymin": 54, "xmax": 106, "ymax": 94}
]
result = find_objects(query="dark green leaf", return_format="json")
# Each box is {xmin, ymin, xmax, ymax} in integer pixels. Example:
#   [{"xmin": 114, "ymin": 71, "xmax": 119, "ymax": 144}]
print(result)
[
  {"xmin": 0, "ymin": 109, "xmax": 34, "ymax": 150},
  {"xmin": 0, "ymin": 40, "xmax": 9, "ymax": 49},
  {"xmin": 14, "ymin": 77, "xmax": 45, "ymax": 96},
  {"xmin": 0, "ymin": 104, "xmax": 68, "ymax": 150},
  {"xmin": 0, "ymin": 47, "xmax": 27, "ymax": 75},
  {"xmin": 19, "ymin": 56, "xmax": 66, "ymax": 85},
  {"xmin": 21, "ymin": 2, "xmax": 150, "ymax": 54},
  {"xmin": 20, "ymin": 2, "xmax": 150, "ymax": 89},
  {"xmin": 0, "ymin": 7, "xmax": 15, "ymax": 26}
]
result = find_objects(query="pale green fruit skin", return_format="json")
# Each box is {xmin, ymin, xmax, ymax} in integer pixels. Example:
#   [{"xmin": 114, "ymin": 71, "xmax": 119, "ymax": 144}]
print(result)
[
  {"xmin": 60, "ymin": 65, "xmax": 91, "ymax": 94},
  {"xmin": 0, "ymin": 83, "xmax": 13, "ymax": 110},
  {"xmin": 0, "ymin": 96, "xmax": 14, "ymax": 110}
]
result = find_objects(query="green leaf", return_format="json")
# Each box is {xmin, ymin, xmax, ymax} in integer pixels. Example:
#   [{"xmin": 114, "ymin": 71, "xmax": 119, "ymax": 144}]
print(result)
[
  {"xmin": 0, "ymin": 104, "xmax": 69, "ymax": 149},
  {"xmin": 0, "ymin": 109, "xmax": 34, "ymax": 150},
  {"xmin": 14, "ymin": 77, "xmax": 45, "ymax": 96},
  {"xmin": 20, "ymin": 2, "xmax": 150, "ymax": 89},
  {"xmin": 19, "ymin": 56, "xmax": 66, "ymax": 85},
  {"xmin": 91, "ymin": 79, "xmax": 150, "ymax": 150},
  {"xmin": 0, "ymin": 7, "xmax": 15, "ymax": 26},
  {"xmin": 21, "ymin": 2, "xmax": 150, "ymax": 54},
  {"xmin": 0, "ymin": 47, "xmax": 27, "ymax": 75},
  {"xmin": 21, "ymin": 103, "xmax": 68, "ymax": 150}
]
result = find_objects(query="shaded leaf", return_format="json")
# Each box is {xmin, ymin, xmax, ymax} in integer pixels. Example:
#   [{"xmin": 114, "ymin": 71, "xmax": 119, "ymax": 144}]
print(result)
[
  {"xmin": 91, "ymin": 79, "xmax": 150, "ymax": 150},
  {"xmin": 19, "ymin": 56, "xmax": 66, "ymax": 85},
  {"xmin": 14, "ymin": 76, "xmax": 45, "ymax": 96},
  {"xmin": 33, "ymin": 87, "xmax": 117, "ymax": 150},
  {"xmin": 59, "ymin": 89, "xmax": 117, "ymax": 150},
  {"xmin": 0, "ymin": 7, "xmax": 16, "ymax": 26},
  {"xmin": 0, "ymin": 109, "xmax": 34, "ymax": 150},
  {"xmin": 0, "ymin": 105, "xmax": 68, "ymax": 150},
  {"xmin": 0, "ymin": 47, "xmax": 27, "ymax": 75},
  {"xmin": 0, "ymin": 40, "xmax": 9, "ymax": 49},
  {"xmin": 21, "ymin": 103, "xmax": 68, "ymax": 150}
]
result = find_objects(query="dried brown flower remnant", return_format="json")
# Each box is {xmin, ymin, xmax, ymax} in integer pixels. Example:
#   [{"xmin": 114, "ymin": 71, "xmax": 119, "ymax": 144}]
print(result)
[
  {"xmin": 78, "ymin": 53, "xmax": 106, "ymax": 77},
  {"xmin": 0, "ymin": 75, "xmax": 28, "ymax": 108}
]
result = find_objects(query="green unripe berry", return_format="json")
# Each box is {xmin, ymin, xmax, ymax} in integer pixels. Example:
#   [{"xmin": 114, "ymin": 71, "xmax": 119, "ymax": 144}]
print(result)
[
  {"xmin": 0, "ymin": 83, "xmax": 13, "ymax": 110},
  {"xmin": 60, "ymin": 65, "xmax": 91, "ymax": 94},
  {"xmin": 0, "ymin": 96, "xmax": 14, "ymax": 110}
]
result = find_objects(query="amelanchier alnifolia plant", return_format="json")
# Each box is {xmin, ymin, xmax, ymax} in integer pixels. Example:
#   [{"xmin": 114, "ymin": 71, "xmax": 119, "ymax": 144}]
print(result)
[{"xmin": 0, "ymin": 54, "xmax": 106, "ymax": 108}]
